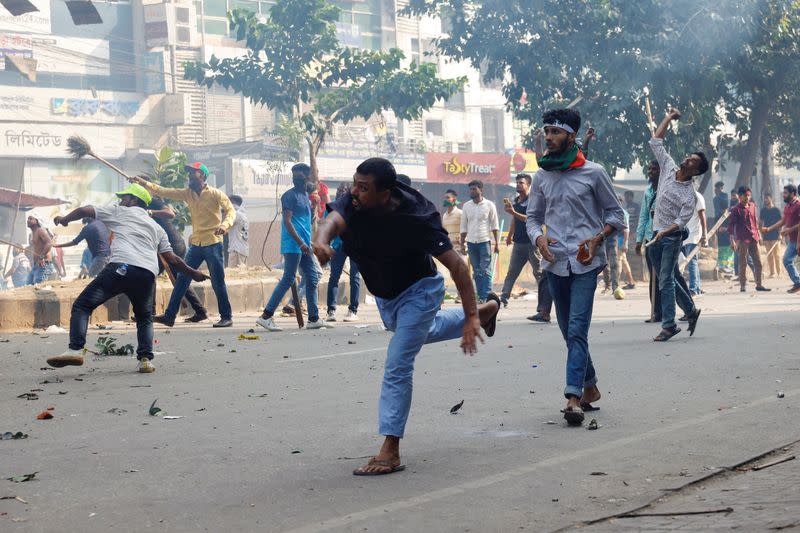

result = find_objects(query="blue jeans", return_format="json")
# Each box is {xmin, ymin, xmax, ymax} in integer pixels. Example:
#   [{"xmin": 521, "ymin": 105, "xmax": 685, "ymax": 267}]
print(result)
[
  {"xmin": 165, "ymin": 243, "xmax": 231, "ymax": 320},
  {"xmin": 784, "ymin": 240, "xmax": 800, "ymax": 285},
  {"xmin": 467, "ymin": 241, "xmax": 492, "ymax": 300},
  {"xmin": 265, "ymin": 252, "xmax": 319, "ymax": 321},
  {"xmin": 69, "ymin": 264, "xmax": 155, "ymax": 360},
  {"xmin": 548, "ymin": 267, "xmax": 601, "ymax": 399},
  {"xmin": 682, "ymin": 243, "xmax": 701, "ymax": 293},
  {"xmin": 31, "ymin": 262, "xmax": 57, "ymax": 285},
  {"xmin": 376, "ymin": 273, "xmax": 465, "ymax": 437},
  {"xmin": 327, "ymin": 248, "xmax": 360, "ymax": 313},
  {"xmin": 652, "ymin": 233, "xmax": 696, "ymax": 330}
]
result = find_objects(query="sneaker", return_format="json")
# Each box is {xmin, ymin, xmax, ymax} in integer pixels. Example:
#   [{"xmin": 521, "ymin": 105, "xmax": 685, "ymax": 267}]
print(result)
[
  {"xmin": 740, "ymin": 286, "xmax": 746, "ymax": 292},
  {"xmin": 47, "ymin": 348, "xmax": 85, "ymax": 368},
  {"xmin": 213, "ymin": 318, "xmax": 233, "ymax": 328},
  {"xmin": 500, "ymin": 298, "xmax": 509, "ymax": 308},
  {"xmin": 256, "ymin": 316, "xmax": 282, "ymax": 332},
  {"xmin": 788, "ymin": 283, "xmax": 800, "ymax": 294},
  {"xmin": 343, "ymin": 310, "xmax": 359, "ymax": 322},
  {"xmin": 326, "ymin": 310, "xmax": 337, "ymax": 322},
  {"xmin": 184, "ymin": 312, "xmax": 208, "ymax": 323},
  {"xmin": 153, "ymin": 314, "xmax": 175, "ymax": 327},
  {"xmin": 306, "ymin": 319, "xmax": 332, "ymax": 330},
  {"xmin": 623, "ymin": 283, "xmax": 636, "ymax": 290},
  {"xmin": 755, "ymin": 286, "xmax": 772, "ymax": 292},
  {"xmin": 137, "ymin": 358, "xmax": 155, "ymax": 373}
]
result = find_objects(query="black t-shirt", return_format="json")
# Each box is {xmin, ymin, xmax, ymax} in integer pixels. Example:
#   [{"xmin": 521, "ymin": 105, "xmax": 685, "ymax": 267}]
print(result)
[
  {"xmin": 761, "ymin": 206, "xmax": 782, "ymax": 240},
  {"xmin": 149, "ymin": 198, "xmax": 185, "ymax": 254},
  {"xmin": 327, "ymin": 183, "xmax": 453, "ymax": 299},
  {"xmin": 511, "ymin": 197, "xmax": 530, "ymax": 244}
]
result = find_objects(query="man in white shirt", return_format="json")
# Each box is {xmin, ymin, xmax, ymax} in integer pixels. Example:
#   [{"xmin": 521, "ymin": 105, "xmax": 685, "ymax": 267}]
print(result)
[
  {"xmin": 227, "ymin": 195, "xmax": 249, "ymax": 267},
  {"xmin": 46, "ymin": 184, "xmax": 209, "ymax": 374},
  {"xmin": 441, "ymin": 189, "xmax": 463, "ymax": 253},
  {"xmin": 682, "ymin": 190, "xmax": 708, "ymax": 295},
  {"xmin": 460, "ymin": 180, "xmax": 499, "ymax": 302}
]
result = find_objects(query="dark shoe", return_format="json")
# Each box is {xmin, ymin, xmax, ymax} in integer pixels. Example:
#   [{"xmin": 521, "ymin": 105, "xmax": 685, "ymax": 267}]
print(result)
[
  {"xmin": 755, "ymin": 286, "xmax": 771, "ymax": 292},
  {"xmin": 687, "ymin": 308, "xmax": 701, "ymax": 337},
  {"xmin": 184, "ymin": 312, "xmax": 208, "ymax": 323},
  {"xmin": 654, "ymin": 326, "xmax": 681, "ymax": 342},
  {"xmin": 644, "ymin": 317, "xmax": 662, "ymax": 323},
  {"xmin": 213, "ymin": 318, "xmax": 233, "ymax": 328},
  {"xmin": 740, "ymin": 286, "xmax": 746, "ymax": 292},
  {"xmin": 678, "ymin": 315, "xmax": 688, "ymax": 322},
  {"xmin": 527, "ymin": 313, "xmax": 551, "ymax": 323},
  {"xmin": 482, "ymin": 293, "xmax": 501, "ymax": 337},
  {"xmin": 563, "ymin": 405, "xmax": 585, "ymax": 426},
  {"xmin": 623, "ymin": 283, "xmax": 636, "ymax": 290},
  {"xmin": 788, "ymin": 283, "xmax": 800, "ymax": 294},
  {"xmin": 282, "ymin": 305, "xmax": 295, "ymax": 314},
  {"xmin": 500, "ymin": 298, "xmax": 508, "ymax": 308},
  {"xmin": 153, "ymin": 314, "xmax": 175, "ymax": 327}
]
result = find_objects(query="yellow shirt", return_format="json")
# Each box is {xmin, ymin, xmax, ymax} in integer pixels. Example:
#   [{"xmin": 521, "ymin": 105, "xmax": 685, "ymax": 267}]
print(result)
[{"xmin": 144, "ymin": 183, "xmax": 235, "ymax": 246}]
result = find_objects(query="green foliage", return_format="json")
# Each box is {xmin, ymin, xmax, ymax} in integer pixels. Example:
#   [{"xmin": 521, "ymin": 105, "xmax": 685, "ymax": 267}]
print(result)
[
  {"xmin": 184, "ymin": 0, "xmax": 465, "ymax": 174},
  {"xmin": 142, "ymin": 147, "xmax": 191, "ymax": 231},
  {"xmin": 95, "ymin": 336, "xmax": 135, "ymax": 356},
  {"xmin": 404, "ymin": 0, "xmax": 799, "ymax": 178}
]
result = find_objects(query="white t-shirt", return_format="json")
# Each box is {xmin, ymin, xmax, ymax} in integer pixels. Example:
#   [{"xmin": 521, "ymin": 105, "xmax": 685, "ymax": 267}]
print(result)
[
  {"xmin": 685, "ymin": 191, "xmax": 707, "ymax": 245},
  {"xmin": 460, "ymin": 199, "xmax": 499, "ymax": 244},
  {"xmin": 228, "ymin": 206, "xmax": 249, "ymax": 256},
  {"xmin": 93, "ymin": 204, "xmax": 172, "ymax": 277}
]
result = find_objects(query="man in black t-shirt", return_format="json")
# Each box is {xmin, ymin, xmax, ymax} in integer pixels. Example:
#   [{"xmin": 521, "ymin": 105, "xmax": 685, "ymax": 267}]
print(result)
[
  {"xmin": 499, "ymin": 174, "xmax": 553, "ymax": 320},
  {"xmin": 314, "ymin": 158, "xmax": 500, "ymax": 476},
  {"xmin": 147, "ymin": 196, "xmax": 208, "ymax": 322}
]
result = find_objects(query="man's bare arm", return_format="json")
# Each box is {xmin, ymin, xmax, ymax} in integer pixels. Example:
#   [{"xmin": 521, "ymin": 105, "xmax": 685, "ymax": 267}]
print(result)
[
  {"xmin": 161, "ymin": 250, "xmax": 209, "ymax": 282},
  {"xmin": 654, "ymin": 108, "xmax": 680, "ymax": 139},
  {"xmin": 54, "ymin": 206, "xmax": 96, "ymax": 227},
  {"xmin": 312, "ymin": 211, "xmax": 346, "ymax": 266},
  {"xmin": 436, "ymin": 248, "xmax": 482, "ymax": 355}
]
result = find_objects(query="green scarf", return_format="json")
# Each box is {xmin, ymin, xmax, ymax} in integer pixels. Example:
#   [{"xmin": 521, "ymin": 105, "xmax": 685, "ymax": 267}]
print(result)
[{"xmin": 537, "ymin": 144, "xmax": 579, "ymax": 172}]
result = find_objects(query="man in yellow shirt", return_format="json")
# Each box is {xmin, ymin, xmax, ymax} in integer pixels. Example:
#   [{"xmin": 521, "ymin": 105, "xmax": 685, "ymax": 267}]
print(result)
[{"xmin": 130, "ymin": 162, "xmax": 236, "ymax": 327}]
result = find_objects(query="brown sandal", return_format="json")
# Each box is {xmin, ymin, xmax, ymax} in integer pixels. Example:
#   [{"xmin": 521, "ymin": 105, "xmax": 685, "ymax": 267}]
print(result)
[{"xmin": 353, "ymin": 457, "xmax": 406, "ymax": 476}]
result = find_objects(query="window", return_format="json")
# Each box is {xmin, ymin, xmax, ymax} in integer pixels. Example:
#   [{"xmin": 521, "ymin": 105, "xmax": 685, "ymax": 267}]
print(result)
[
  {"xmin": 410, "ymin": 38, "xmax": 420, "ymax": 65},
  {"xmin": 481, "ymin": 109, "xmax": 505, "ymax": 152},
  {"xmin": 444, "ymin": 90, "xmax": 465, "ymax": 111},
  {"xmin": 204, "ymin": 19, "xmax": 229, "ymax": 35},
  {"xmin": 425, "ymin": 119, "xmax": 443, "ymax": 137},
  {"xmin": 204, "ymin": 0, "xmax": 227, "ymax": 17}
]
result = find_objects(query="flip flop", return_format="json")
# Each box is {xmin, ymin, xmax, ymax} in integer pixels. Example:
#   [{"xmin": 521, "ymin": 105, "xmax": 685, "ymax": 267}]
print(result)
[
  {"xmin": 483, "ymin": 292, "xmax": 501, "ymax": 337},
  {"xmin": 644, "ymin": 317, "xmax": 662, "ymax": 323},
  {"xmin": 563, "ymin": 406, "xmax": 584, "ymax": 426},
  {"xmin": 528, "ymin": 314, "xmax": 551, "ymax": 323},
  {"xmin": 653, "ymin": 327, "xmax": 681, "ymax": 342},
  {"xmin": 687, "ymin": 309, "xmax": 701, "ymax": 337},
  {"xmin": 581, "ymin": 402, "xmax": 600, "ymax": 412},
  {"xmin": 352, "ymin": 458, "xmax": 406, "ymax": 476}
]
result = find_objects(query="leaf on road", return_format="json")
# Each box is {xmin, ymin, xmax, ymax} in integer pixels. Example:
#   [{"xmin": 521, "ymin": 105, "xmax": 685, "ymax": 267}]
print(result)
[
  {"xmin": 6, "ymin": 472, "xmax": 37, "ymax": 483},
  {"xmin": 149, "ymin": 399, "xmax": 162, "ymax": 416},
  {"xmin": 450, "ymin": 400, "xmax": 464, "ymax": 414}
]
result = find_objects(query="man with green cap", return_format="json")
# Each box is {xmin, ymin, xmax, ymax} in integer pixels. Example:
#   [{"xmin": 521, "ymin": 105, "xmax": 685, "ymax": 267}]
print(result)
[
  {"xmin": 46, "ymin": 184, "xmax": 209, "ymax": 373},
  {"xmin": 130, "ymin": 162, "xmax": 236, "ymax": 328}
]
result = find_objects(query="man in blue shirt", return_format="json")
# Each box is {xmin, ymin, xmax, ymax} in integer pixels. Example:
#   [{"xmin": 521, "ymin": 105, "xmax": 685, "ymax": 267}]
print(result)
[
  {"xmin": 53, "ymin": 217, "xmax": 111, "ymax": 277},
  {"xmin": 257, "ymin": 163, "xmax": 328, "ymax": 331}
]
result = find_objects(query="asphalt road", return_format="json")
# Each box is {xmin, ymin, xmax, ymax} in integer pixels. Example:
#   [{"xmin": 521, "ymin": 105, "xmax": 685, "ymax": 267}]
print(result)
[{"xmin": 2, "ymin": 278, "xmax": 799, "ymax": 532}]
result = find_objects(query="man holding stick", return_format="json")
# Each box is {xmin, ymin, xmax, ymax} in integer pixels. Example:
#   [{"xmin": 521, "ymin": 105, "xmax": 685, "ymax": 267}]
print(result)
[
  {"xmin": 314, "ymin": 158, "xmax": 500, "ymax": 475},
  {"xmin": 761, "ymin": 184, "xmax": 800, "ymax": 293},
  {"xmin": 728, "ymin": 186, "xmax": 770, "ymax": 293},
  {"xmin": 130, "ymin": 163, "xmax": 236, "ymax": 328},
  {"xmin": 648, "ymin": 108, "xmax": 704, "ymax": 342},
  {"xmin": 46, "ymin": 184, "xmax": 209, "ymax": 373},
  {"xmin": 527, "ymin": 108, "xmax": 626, "ymax": 424}
]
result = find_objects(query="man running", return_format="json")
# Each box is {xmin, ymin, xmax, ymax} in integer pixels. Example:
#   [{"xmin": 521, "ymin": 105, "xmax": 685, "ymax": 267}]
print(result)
[
  {"xmin": 27, "ymin": 215, "xmax": 57, "ymax": 284},
  {"xmin": 729, "ymin": 186, "xmax": 770, "ymax": 293},
  {"xmin": 314, "ymin": 158, "xmax": 500, "ymax": 475},
  {"xmin": 130, "ymin": 162, "xmax": 236, "ymax": 328},
  {"xmin": 527, "ymin": 108, "xmax": 625, "ymax": 425},
  {"xmin": 46, "ymin": 184, "xmax": 208, "ymax": 373},
  {"xmin": 761, "ymin": 184, "xmax": 800, "ymax": 293},
  {"xmin": 649, "ymin": 108, "xmax": 704, "ymax": 341}
]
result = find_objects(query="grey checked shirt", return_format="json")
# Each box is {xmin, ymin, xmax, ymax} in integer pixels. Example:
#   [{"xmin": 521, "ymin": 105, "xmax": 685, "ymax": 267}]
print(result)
[
  {"xmin": 650, "ymin": 138, "xmax": 696, "ymax": 232},
  {"xmin": 526, "ymin": 160, "xmax": 627, "ymax": 277}
]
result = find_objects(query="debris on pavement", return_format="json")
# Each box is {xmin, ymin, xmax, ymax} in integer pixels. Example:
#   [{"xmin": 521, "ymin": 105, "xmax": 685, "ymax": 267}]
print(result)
[
  {"xmin": 590, "ymin": 471, "xmax": 607, "ymax": 476},
  {"xmin": 751, "ymin": 455, "xmax": 795, "ymax": 471},
  {"xmin": 45, "ymin": 325, "xmax": 66, "ymax": 333},
  {"xmin": 777, "ymin": 391, "xmax": 785, "ymax": 398},
  {"xmin": 149, "ymin": 399, "xmax": 163, "ymax": 416},
  {"xmin": 36, "ymin": 410, "xmax": 53, "ymax": 420},
  {"xmin": 450, "ymin": 400, "xmax": 464, "ymax": 414},
  {"xmin": 291, "ymin": 450, "xmax": 302, "ymax": 454},
  {"xmin": 162, "ymin": 416, "xmax": 184, "ymax": 420},
  {"xmin": 1, "ymin": 432, "xmax": 28, "ymax": 440},
  {"xmin": 95, "ymin": 337, "xmax": 135, "ymax": 356},
  {"xmin": 17, "ymin": 393, "xmax": 38, "ymax": 400},
  {"xmin": 238, "ymin": 333, "xmax": 260, "ymax": 340},
  {"xmin": 0, "ymin": 496, "xmax": 28, "ymax": 503},
  {"xmin": 587, "ymin": 419, "xmax": 599, "ymax": 430},
  {"xmin": 6, "ymin": 472, "xmax": 37, "ymax": 483},
  {"xmin": 107, "ymin": 408, "xmax": 127, "ymax": 415}
]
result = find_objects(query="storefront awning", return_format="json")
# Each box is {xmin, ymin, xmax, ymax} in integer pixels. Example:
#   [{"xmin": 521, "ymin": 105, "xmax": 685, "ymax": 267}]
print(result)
[{"xmin": 0, "ymin": 187, "xmax": 69, "ymax": 210}]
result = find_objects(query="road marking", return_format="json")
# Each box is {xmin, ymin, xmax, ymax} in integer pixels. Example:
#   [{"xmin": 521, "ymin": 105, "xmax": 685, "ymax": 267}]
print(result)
[
  {"xmin": 279, "ymin": 347, "xmax": 384, "ymax": 363},
  {"xmin": 282, "ymin": 387, "xmax": 799, "ymax": 533}
]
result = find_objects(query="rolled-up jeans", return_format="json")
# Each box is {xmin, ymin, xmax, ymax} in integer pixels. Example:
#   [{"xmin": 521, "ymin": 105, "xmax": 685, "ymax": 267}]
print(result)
[
  {"xmin": 467, "ymin": 241, "xmax": 492, "ymax": 300},
  {"xmin": 265, "ymin": 252, "xmax": 320, "ymax": 322},
  {"xmin": 165, "ymin": 243, "xmax": 231, "ymax": 320},
  {"xmin": 783, "ymin": 240, "xmax": 800, "ymax": 285},
  {"xmin": 376, "ymin": 273, "xmax": 465, "ymax": 437},
  {"xmin": 327, "ymin": 248, "xmax": 361, "ymax": 313},
  {"xmin": 547, "ymin": 266, "xmax": 601, "ymax": 399},
  {"xmin": 69, "ymin": 264, "xmax": 155, "ymax": 360}
]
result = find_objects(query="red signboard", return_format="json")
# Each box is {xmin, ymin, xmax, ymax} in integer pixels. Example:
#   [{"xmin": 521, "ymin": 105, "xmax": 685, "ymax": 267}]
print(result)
[{"xmin": 426, "ymin": 153, "xmax": 512, "ymax": 184}]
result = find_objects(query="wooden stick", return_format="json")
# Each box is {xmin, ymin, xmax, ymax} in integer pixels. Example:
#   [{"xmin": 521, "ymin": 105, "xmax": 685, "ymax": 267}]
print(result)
[
  {"xmin": 681, "ymin": 209, "xmax": 730, "ymax": 268},
  {"xmin": 620, "ymin": 507, "xmax": 733, "ymax": 518},
  {"xmin": 765, "ymin": 239, "xmax": 781, "ymax": 259},
  {"xmin": 158, "ymin": 254, "xmax": 176, "ymax": 285},
  {"xmin": 87, "ymin": 151, "xmax": 133, "ymax": 180},
  {"xmin": 3, "ymin": 166, "xmax": 25, "ymax": 274},
  {"xmin": 644, "ymin": 95, "xmax": 655, "ymax": 136},
  {"xmin": 290, "ymin": 281, "xmax": 304, "ymax": 329},
  {"xmin": 752, "ymin": 455, "xmax": 795, "ymax": 471}
]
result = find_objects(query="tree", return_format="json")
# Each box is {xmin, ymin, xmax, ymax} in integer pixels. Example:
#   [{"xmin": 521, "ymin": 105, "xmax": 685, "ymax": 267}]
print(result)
[
  {"xmin": 404, "ymin": 0, "xmax": 799, "ymax": 187},
  {"xmin": 184, "ymin": 0, "xmax": 465, "ymax": 179},
  {"xmin": 143, "ymin": 146, "xmax": 191, "ymax": 231}
]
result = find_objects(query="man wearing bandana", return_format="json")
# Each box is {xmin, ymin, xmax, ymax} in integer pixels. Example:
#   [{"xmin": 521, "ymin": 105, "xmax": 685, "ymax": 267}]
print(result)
[
  {"xmin": 131, "ymin": 162, "xmax": 236, "ymax": 328},
  {"xmin": 527, "ymin": 108, "xmax": 626, "ymax": 425}
]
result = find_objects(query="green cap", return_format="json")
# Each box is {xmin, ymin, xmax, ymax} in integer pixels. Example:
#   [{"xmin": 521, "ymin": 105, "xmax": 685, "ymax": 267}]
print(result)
[
  {"xmin": 185, "ymin": 162, "xmax": 209, "ymax": 177},
  {"xmin": 116, "ymin": 183, "xmax": 152, "ymax": 207}
]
